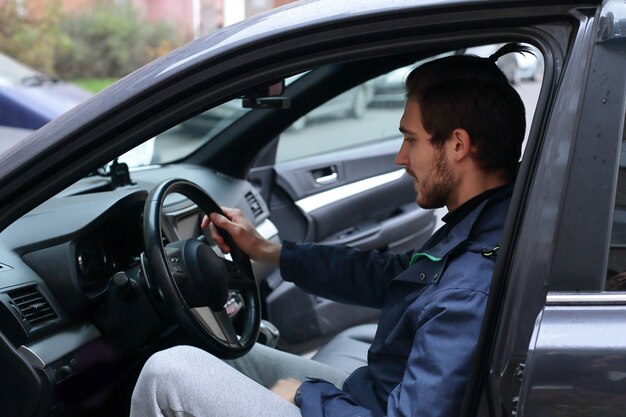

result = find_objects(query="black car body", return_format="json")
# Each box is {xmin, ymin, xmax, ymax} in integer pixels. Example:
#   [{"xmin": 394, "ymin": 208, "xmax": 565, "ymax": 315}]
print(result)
[{"xmin": 0, "ymin": 1, "xmax": 625, "ymax": 416}]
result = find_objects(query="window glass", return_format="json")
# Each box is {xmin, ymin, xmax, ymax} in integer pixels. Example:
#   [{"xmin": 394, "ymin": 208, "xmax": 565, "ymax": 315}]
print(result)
[
  {"xmin": 151, "ymin": 99, "xmax": 251, "ymax": 165},
  {"xmin": 606, "ymin": 104, "xmax": 626, "ymax": 291},
  {"xmin": 275, "ymin": 61, "xmax": 429, "ymax": 163},
  {"xmin": 276, "ymin": 44, "xmax": 543, "ymax": 163},
  {"xmin": 114, "ymin": 44, "xmax": 543, "ymax": 169},
  {"xmin": 114, "ymin": 76, "xmax": 306, "ymax": 169}
]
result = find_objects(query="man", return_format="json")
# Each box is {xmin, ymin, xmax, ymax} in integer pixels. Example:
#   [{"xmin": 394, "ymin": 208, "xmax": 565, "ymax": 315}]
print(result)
[{"xmin": 131, "ymin": 43, "xmax": 527, "ymax": 417}]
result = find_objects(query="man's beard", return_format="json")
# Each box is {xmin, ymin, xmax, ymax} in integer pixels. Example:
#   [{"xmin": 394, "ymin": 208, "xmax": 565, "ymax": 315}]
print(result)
[{"xmin": 416, "ymin": 149, "xmax": 455, "ymax": 209}]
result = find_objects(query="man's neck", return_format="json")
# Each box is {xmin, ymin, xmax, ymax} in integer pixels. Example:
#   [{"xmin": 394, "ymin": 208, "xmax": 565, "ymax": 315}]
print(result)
[{"xmin": 446, "ymin": 174, "xmax": 509, "ymax": 212}]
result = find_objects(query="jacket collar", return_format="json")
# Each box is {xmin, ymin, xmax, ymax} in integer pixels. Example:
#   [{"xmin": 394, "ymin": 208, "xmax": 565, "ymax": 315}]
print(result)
[
  {"xmin": 422, "ymin": 197, "xmax": 490, "ymax": 259},
  {"xmin": 395, "ymin": 184, "xmax": 513, "ymax": 284}
]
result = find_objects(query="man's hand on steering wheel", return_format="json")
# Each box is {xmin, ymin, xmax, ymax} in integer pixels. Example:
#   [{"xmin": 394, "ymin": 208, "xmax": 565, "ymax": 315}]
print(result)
[{"xmin": 202, "ymin": 208, "xmax": 282, "ymax": 266}]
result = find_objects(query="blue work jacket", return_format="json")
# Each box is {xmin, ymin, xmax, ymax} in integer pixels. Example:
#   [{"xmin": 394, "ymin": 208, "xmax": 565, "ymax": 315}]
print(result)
[{"xmin": 279, "ymin": 185, "xmax": 513, "ymax": 417}]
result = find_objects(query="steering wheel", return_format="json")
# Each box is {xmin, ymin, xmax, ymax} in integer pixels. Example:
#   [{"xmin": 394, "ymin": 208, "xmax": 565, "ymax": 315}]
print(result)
[{"xmin": 142, "ymin": 178, "xmax": 260, "ymax": 358}]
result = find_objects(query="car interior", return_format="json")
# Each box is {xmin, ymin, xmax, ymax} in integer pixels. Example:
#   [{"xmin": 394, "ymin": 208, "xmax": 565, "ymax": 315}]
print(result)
[{"xmin": 0, "ymin": 33, "xmax": 544, "ymax": 416}]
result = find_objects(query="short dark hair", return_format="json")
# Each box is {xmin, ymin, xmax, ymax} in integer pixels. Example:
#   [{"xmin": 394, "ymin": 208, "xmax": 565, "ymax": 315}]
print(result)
[{"xmin": 405, "ymin": 43, "xmax": 529, "ymax": 181}]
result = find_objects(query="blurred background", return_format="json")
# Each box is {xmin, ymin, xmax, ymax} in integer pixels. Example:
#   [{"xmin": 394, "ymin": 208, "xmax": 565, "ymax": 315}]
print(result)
[
  {"xmin": 0, "ymin": 0, "xmax": 295, "ymax": 92},
  {"xmin": 0, "ymin": 0, "xmax": 542, "ymax": 144}
]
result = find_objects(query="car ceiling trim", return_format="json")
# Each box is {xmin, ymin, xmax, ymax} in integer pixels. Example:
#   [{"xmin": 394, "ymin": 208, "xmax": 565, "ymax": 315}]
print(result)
[
  {"xmin": 17, "ymin": 323, "xmax": 101, "ymax": 369},
  {"xmin": 295, "ymin": 169, "xmax": 406, "ymax": 214},
  {"xmin": 546, "ymin": 292, "xmax": 626, "ymax": 305}
]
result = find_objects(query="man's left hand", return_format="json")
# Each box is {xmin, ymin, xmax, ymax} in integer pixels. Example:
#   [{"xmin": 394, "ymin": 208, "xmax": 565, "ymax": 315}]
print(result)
[{"xmin": 270, "ymin": 378, "xmax": 302, "ymax": 404}]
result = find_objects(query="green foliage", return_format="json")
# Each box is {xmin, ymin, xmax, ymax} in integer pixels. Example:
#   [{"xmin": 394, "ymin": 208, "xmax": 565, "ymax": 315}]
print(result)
[
  {"xmin": 0, "ymin": 1, "xmax": 70, "ymax": 76},
  {"xmin": 55, "ymin": 6, "xmax": 180, "ymax": 79},
  {"xmin": 72, "ymin": 78, "xmax": 118, "ymax": 93},
  {"xmin": 0, "ymin": 3, "xmax": 180, "ymax": 79}
]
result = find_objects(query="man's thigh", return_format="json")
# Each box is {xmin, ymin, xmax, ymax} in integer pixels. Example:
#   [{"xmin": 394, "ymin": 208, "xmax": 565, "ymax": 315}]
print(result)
[
  {"xmin": 226, "ymin": 343, "xmax": 349, "ymax": 389},
  {"xmin": 131, "ymin": 345, "xmax": 304, "ymax": 417}
]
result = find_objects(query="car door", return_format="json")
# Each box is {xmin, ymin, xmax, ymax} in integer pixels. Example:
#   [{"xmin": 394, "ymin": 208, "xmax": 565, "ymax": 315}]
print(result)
[
  {"xmin": 248, "ymin": 68, "xmax": 438, "ymax": 350},
  {"xmin": 516, "ymin": 33, "xmax": 626, "ymax": 417},
  {"xmin": 465, "ymin": 3, "xmax": 626, "ymax": 416}
]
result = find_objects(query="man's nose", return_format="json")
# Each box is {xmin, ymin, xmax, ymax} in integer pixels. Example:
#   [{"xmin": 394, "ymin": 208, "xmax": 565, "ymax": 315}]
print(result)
[{"xmin": 394, "ymin": 142, "xmax": 409, "ymax": 166}]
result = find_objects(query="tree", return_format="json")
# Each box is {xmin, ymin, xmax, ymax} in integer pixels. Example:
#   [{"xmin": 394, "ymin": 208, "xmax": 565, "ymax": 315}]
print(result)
[
  {"xmin": 55, "ymin": 6, "xmax": 180, "ymax": 79},
  {"xmin": 0, "ymin": 0, "xmax": 69, "ymax": 76}
]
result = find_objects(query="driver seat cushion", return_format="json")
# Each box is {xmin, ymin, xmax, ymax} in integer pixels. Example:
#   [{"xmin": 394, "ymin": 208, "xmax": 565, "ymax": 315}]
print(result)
[{"xmin": 312, "ymin": 323, "xmax": 376, "ymax": 374}]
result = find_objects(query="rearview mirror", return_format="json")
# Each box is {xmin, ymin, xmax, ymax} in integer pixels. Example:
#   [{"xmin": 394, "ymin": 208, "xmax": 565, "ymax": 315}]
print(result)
[
  {"xmin": 244, "ymin": 80, "xmax": 285, "ymax": 97},
  {"xmin": 242, "ymin": 80, "xmax": 290, "ymax": 109}
]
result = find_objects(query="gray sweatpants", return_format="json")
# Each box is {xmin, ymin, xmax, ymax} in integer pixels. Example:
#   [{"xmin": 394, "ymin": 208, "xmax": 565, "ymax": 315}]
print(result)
[{"xmin": 130, "ymin": 344, "xmax": 349, "ymax": 417}]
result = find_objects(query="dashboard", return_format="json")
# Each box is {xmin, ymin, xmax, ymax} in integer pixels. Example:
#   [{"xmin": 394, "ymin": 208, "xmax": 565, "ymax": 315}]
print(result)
[{"xmin": 0, "ymin": 163, "xmax": 276, "ymax": 413}]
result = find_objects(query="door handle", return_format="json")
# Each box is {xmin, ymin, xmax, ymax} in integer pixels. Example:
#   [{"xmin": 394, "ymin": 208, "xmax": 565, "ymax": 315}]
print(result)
[
  {"xmin": 315, "ymin": 172, "xmax": 338, "ymax": 184},
  {"xmin": 313, "ymin": 166, "xmax": 338, "ymax": 184}
]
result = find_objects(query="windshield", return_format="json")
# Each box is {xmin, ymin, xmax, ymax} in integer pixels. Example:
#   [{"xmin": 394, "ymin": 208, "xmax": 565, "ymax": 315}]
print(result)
[
  {"xmin": 152, "ymin": 99, "xmax": 251, "ymax": 164},
  {"xmin": 113, "ymin": 99, "xmax": 252, "ymax": 168},
  {"xmin": 114, "ymin": 73, "xmax": 317, "ymax": 169}
]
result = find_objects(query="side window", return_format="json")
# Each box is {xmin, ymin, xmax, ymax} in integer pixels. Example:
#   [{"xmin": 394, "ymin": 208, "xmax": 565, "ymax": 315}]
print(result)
[
  {"xmin": 606, "ymin": 104, "xmax": 626, "ymax": 291},
  {"xmin": 275, "ymin": 67, "xmax": 413, "ymax": 163},
  {"xmin": 276, "ymin": 44, "xmax": 543, "ymax": 163}
]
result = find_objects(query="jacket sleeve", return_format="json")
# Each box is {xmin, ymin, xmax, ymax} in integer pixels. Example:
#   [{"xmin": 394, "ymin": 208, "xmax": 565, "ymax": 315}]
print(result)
[
  {"xmin": 296, "ymin": 379, "xmax": 377, "ymax": 417},
  {"xmin": 295, "ymin": 287, "xmax": 489, "ymax": 417},
  {"xmin": 280, "ymin": 241, "xmax": 411, "ymax": 308}
]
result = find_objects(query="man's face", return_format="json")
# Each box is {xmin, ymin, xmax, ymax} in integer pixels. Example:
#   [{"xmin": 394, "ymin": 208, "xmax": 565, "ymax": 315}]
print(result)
[{"xmin": 395, "ymin": 99, "xmax": 455, "ymax": 210}]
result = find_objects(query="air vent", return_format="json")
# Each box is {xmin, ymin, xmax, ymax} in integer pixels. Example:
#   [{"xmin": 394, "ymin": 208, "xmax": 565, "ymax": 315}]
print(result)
[
  {"xmin": 245, "ymin": 192, "xmax": 264, "ymax": 218},
  {"xmin": 7, "ymin": 286, "xmax": 58, "ymax": 328}
]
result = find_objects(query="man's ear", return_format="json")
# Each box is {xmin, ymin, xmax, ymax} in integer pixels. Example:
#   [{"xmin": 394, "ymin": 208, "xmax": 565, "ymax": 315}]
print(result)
[{"xmin": 449, "ymin": 128, "xmax": 472, "ymax": 162}]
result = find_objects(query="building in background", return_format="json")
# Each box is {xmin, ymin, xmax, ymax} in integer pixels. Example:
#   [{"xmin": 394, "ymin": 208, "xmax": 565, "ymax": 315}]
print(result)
[
  {"xmin": 131, "ymin": 0, "xmax": 223, "ymax": 40},
  {"xmin": 2, "ymin": 0, "xmax": 295, "ymax": 41}
]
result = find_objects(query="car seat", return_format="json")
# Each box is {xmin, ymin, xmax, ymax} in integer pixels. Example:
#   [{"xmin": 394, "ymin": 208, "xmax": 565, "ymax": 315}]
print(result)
[{"xmin": 311, "ymin": 323, "xmax": 376, "ymax": 373}]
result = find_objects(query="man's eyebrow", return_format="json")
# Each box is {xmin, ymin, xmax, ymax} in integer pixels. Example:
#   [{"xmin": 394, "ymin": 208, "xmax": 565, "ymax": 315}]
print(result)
[{"xmin": 399, "ymin": 126, "xmax": 416, "ymax": 135}]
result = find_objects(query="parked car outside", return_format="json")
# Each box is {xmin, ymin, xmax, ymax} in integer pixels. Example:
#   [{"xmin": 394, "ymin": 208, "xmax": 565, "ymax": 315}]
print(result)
[
  {"xmin": 370, "ymin": 64, "xmax": 416, "ymax": 108},
  {"xmin": 514, "ymin": 45, "xmax": 544, "ymax": 81},
  {"xmin": 289, "ymin": 74, "xmax": 375, "ymax": 130},
  {"xmin": 369, "ymin": 45, "xmax": 541, "ymax": 109},
  {"xmin": 0, "ymin": 1, "xmax": 624, "ymax": 417},
  {"xmin": 0, "ymin": 125, "xmax": 33, "ymax": 153},
  {"xmin": 0, "ymin": 52, "xmax": 92, "ymax": 130}
]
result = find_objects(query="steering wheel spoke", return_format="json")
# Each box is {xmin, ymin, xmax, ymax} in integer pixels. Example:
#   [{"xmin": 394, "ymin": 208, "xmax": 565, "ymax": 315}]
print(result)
[
  {"xmin": 164, "ymin": 245, "xmax": 188, "ymax": 282},
  {"xmin": 191, "ymin": 307, "xmax": 240, "ymax": 346},
  {"xmin": 224, "ymin": 259, "xmax": 256, "ymax": 291}
]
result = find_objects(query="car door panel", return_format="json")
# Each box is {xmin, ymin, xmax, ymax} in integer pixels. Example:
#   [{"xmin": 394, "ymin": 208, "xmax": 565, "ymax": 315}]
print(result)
[
  {"xmin": 274, "ymin": 138, "xmax": 405, "ymax": 200},
  {"xmin": 519, "ymin": 296, "xmax": 626, "ymax": 417},
  {"xmin": 273, "ymin": 137, "xmax": 435, "ymax": 248},
  {"xmin": 320, "ymin": 201, "xmax": 435, "ymax": 253}
]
